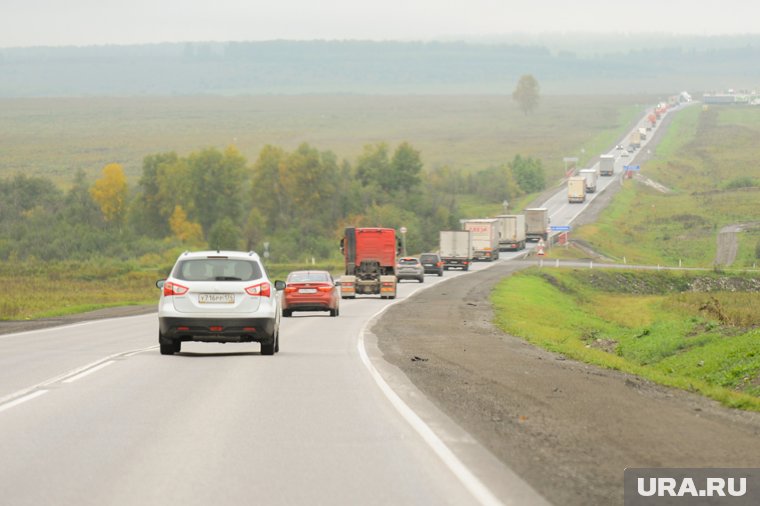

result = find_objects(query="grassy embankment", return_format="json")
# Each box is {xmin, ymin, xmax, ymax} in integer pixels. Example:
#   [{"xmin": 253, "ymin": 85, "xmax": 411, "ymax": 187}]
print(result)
[
  {"xmin": 493, "ymin": 105, "xmax": 760, "ymax": 410},
  {"xmin": 492, "ymin": 268, "xmax": 760, "ymax": 410},
  {"xmin": 551, "ymin": 105, "xmax": 760, "ymax": 268}
]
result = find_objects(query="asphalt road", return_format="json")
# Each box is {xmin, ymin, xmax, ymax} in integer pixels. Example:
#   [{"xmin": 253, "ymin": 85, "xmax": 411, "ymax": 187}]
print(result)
[{"xmin": 0, "ymin": 264, "xmax": 550, "ymax": 506}]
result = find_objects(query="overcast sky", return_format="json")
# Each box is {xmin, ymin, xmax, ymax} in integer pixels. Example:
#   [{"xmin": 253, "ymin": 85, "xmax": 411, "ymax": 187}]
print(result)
[{"xmin": 2, "ymin": 0, "xmax": 758, "ymax": 47}]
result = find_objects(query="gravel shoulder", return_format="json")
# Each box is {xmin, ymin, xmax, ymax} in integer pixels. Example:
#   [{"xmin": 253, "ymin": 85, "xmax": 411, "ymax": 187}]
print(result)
[{"xmin": 372, "ymin": 262, "xmax": 760, "ymax": 506}]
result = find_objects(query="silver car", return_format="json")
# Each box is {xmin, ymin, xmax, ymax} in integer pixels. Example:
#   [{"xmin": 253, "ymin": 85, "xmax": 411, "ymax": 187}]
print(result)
[
  {"xmin": 396, "ymin": 257, "xmax": 425, "ymax": 283},
  {"xmin": 156, "ymin": 251, "xmax": 285, "ymax": 356}
]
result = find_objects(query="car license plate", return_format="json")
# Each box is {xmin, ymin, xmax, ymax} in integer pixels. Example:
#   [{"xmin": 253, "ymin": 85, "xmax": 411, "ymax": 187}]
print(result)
[
  {"xmin": 299, "ymin": 288, "xmax": 317, "ymax": 294},
  {"xmin": 198, "ymin": 293, "xmax": 235, "ymax": 304},
  {"xmin": 423, "ymin": 263, "xmax": 433, "ymax": 267}
]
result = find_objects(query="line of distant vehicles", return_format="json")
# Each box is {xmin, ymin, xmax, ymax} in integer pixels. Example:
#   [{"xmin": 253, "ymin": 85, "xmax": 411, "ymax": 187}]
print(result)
[
  {"xmin": 336, "ymin": 210, "xmax": 550, "ymax": 299},
  {"xmin": 567, "ymin": 99, "xmax": 675, "ymax": 204}
]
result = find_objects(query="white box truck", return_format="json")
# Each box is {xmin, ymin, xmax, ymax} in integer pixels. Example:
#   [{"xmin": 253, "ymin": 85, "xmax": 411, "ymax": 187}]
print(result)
[
  {"xmin": 579, "ymin": 168, "xmax": 598, "ymax": 193},
  {"xmin": 524, "ymin": 208, "xmax": 549, "ymax": 242},
  {"xmin": 495, "ymin": 214, "xmax": 526, "ymax": 251},
  {"xmin": 599, "ymin": 154, "xmax": 615, "ymax": 176},
  {"xmin": 439, "ymin": 230, "xmax": 472, "ymax": 270},
  {"xmin": 461, "ymin": 219, "xmax": 500, "ymax": 261},
  {"xmin": 568, "ymin": 176, "xmax": 586, "ymax": 203}
]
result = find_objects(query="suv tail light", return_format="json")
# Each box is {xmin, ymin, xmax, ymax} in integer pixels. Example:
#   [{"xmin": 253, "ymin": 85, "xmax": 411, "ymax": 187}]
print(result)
[
  {"xmin": 245, "ymin": 282, "xmax": 271, "ymax": 297},
  {"xmin": 163, "ymin": 281, "xmax": 189, "ymax": 296}
]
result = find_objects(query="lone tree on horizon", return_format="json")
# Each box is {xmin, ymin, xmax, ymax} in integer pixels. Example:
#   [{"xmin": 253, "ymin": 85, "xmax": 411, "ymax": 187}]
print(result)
[{"xmin": 512, "ymin": 74, "xmax": 540, "ymax": 115}]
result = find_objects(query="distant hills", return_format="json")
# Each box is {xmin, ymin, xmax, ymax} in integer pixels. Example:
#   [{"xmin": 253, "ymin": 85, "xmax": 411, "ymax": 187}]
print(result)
[{"xmin": 2, "ymin": 38, "xmax": 760, "ymax": 96}]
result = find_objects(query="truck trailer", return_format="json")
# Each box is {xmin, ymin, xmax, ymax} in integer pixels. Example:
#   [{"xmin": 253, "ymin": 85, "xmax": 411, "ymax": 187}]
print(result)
[
  {"xmin": 339, "ymin": 227, "xmax": 399, "ymax": 299},
  {"xmin": 439, "ymin": 230, "xmax": 472, "ymax": 270},
  {"xmin": 599, "ymin": 154, "xmax": 615, "ymax": 176},
  {"xmin": 461, "ymin": 219, "xmax": 500, "ymax": 261},
  {"xmin": 495, "ymin": 214, "xmax": 526, "ymax": 251},
  {"xmin": 630, "ymin": 131, "xmax": 641, "ymax": 149},
  {"xmin": 568, "ymin": 176, "xmax": 587, "ymax": 203},
  {"xmin": 579, "ymin": 168, "xmax": 598, "ymax": 193},
  {"xmin": 524, "ymin": 208, "xmax": 549, "ymax": 242}
]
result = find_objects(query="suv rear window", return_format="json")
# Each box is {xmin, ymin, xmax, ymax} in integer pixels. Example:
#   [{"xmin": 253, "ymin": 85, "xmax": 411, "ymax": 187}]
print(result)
[
  {"xmin": 398, "ymin": 258, "xmax": 420, "ymax": 265},
  {"xmin": 174, "ymin": 259, "xmax": 262, "ymax": 282},
  {"xmin": 419, "ymin": 254, "xmax": 439, "ymax": 262}
]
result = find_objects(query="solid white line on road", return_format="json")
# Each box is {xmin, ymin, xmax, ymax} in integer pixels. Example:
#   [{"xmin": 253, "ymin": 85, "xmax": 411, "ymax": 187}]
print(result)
[
  {"xmin": 357, "ymin": 296, "xmax": 506, "ymax": 506},
  {"xmin": 62, "ymin": 360, "xmax": 115, "ymax": 384},
  {"xmin": 0, "ymin": 390, "xmax": 48, "ymax": 414}
]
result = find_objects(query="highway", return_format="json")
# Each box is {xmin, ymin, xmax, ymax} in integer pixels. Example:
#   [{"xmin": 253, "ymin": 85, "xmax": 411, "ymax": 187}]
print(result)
[
  {"xmin": 0, "ymin": 263, "xmax": 548, "ymax": 506},
  {"xmin": 500, "ymin": 103, "xmax": 680, "ymax": 261},
  {"xmin": 0, "ymin": 105, "xmax": 676, "ymax": 506}
]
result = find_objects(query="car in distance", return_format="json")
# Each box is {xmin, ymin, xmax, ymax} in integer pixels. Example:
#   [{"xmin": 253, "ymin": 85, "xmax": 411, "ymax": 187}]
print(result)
[
  {"xmin": 282, "ymin": 270, "xmax": 340, "ymax": 317},
  {"xmin": 156, "ymin": 250, "xmax": 285, "ymax": 356},
  {"xmin": 419, "ymin": 253, "xmax": 444, "ymax": 276},
  {"xmin": 396, "ymin": 256, "xmax": 425, "ymax": 283}
]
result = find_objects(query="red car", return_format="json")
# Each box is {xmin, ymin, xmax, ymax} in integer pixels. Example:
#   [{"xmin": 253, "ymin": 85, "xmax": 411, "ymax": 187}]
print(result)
[{"xmin": 282, "ymin": 270, "xmax": 340, "ymax": 317}]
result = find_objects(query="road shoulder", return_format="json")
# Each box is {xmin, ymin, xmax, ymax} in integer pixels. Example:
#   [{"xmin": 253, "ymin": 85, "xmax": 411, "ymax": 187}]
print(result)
[{"xmin": 0, "ymin": 305, "xmax": 156, "ymax": 336}]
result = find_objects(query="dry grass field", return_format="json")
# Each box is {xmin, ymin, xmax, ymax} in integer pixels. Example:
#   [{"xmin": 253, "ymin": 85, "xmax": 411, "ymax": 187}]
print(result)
[{"xmin": 0, "ymin": 94, "xmax": 648, "ymax": 183}]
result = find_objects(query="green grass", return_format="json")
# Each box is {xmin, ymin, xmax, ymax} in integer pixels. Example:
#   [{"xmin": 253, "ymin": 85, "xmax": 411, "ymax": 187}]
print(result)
[
  {"xmin": 0, "ymin": 95, "xmax": 653, "ymax": 185},
  {"xmin": 492, "ymin": 268, "xmax": 760, "ymax": 410},
  {"xmin": 0, "ymin": 266, "xmax": 160, "ymax": 320}
]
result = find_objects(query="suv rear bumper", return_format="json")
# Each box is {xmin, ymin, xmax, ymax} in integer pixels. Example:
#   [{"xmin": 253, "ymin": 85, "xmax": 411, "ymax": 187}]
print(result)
[{"xmin": 159, "ymin": 317, "xmax": 276, "ymax": 342}]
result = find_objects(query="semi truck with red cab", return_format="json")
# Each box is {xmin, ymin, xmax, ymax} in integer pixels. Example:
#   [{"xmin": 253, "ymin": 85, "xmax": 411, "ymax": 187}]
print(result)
[{"xmin": 339, "ymin": 227, "xmax": 399, "ymax": 299}]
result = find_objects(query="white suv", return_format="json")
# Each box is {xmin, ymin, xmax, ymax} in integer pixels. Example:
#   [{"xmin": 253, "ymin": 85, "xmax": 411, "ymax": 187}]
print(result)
[{"xmin": 156, "ymin": 251, "xmax": 285, "ymax": 356}]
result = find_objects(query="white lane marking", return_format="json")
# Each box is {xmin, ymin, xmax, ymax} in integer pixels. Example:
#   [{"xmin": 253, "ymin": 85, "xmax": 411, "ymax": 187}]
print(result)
[
  {"xmin": 0, "ymin": 390, "xmax": 48, "ymax": 414},
  {"xmin": 357, "ymin": 298, "xmax": 506, "ymax": 506},
  {"xmin": 62, "ymin": 360, "xmax": 115, "ymax": 384},
  {"xmin": 0, "ymin": 345, "xmax": 158, "ymax": 413}
]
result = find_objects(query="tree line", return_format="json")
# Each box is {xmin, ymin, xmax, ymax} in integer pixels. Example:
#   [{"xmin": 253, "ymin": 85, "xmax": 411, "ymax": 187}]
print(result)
[
  {"xmin": 4, "ymin": 39, "xmax": 760, "ymax": 96},
  {"xmin": 0, "ymin": 143, "xmax": 545, "ymax": 262}
]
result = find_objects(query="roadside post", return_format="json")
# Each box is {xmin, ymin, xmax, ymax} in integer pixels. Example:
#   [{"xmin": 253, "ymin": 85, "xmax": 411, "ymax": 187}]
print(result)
[{"xmin": 400, "ymin": 226, "xmax": 407, "ymax": 256}]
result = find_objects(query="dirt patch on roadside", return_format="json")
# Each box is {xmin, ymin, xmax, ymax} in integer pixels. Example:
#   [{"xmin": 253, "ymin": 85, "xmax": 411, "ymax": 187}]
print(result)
[
  {"xmin": 0, "ymin": 305, "xmax": 156, "ymax": 335},
  {"xmin": 373, "ymin": 258, "xmax": 760, "ymax": 506}
]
